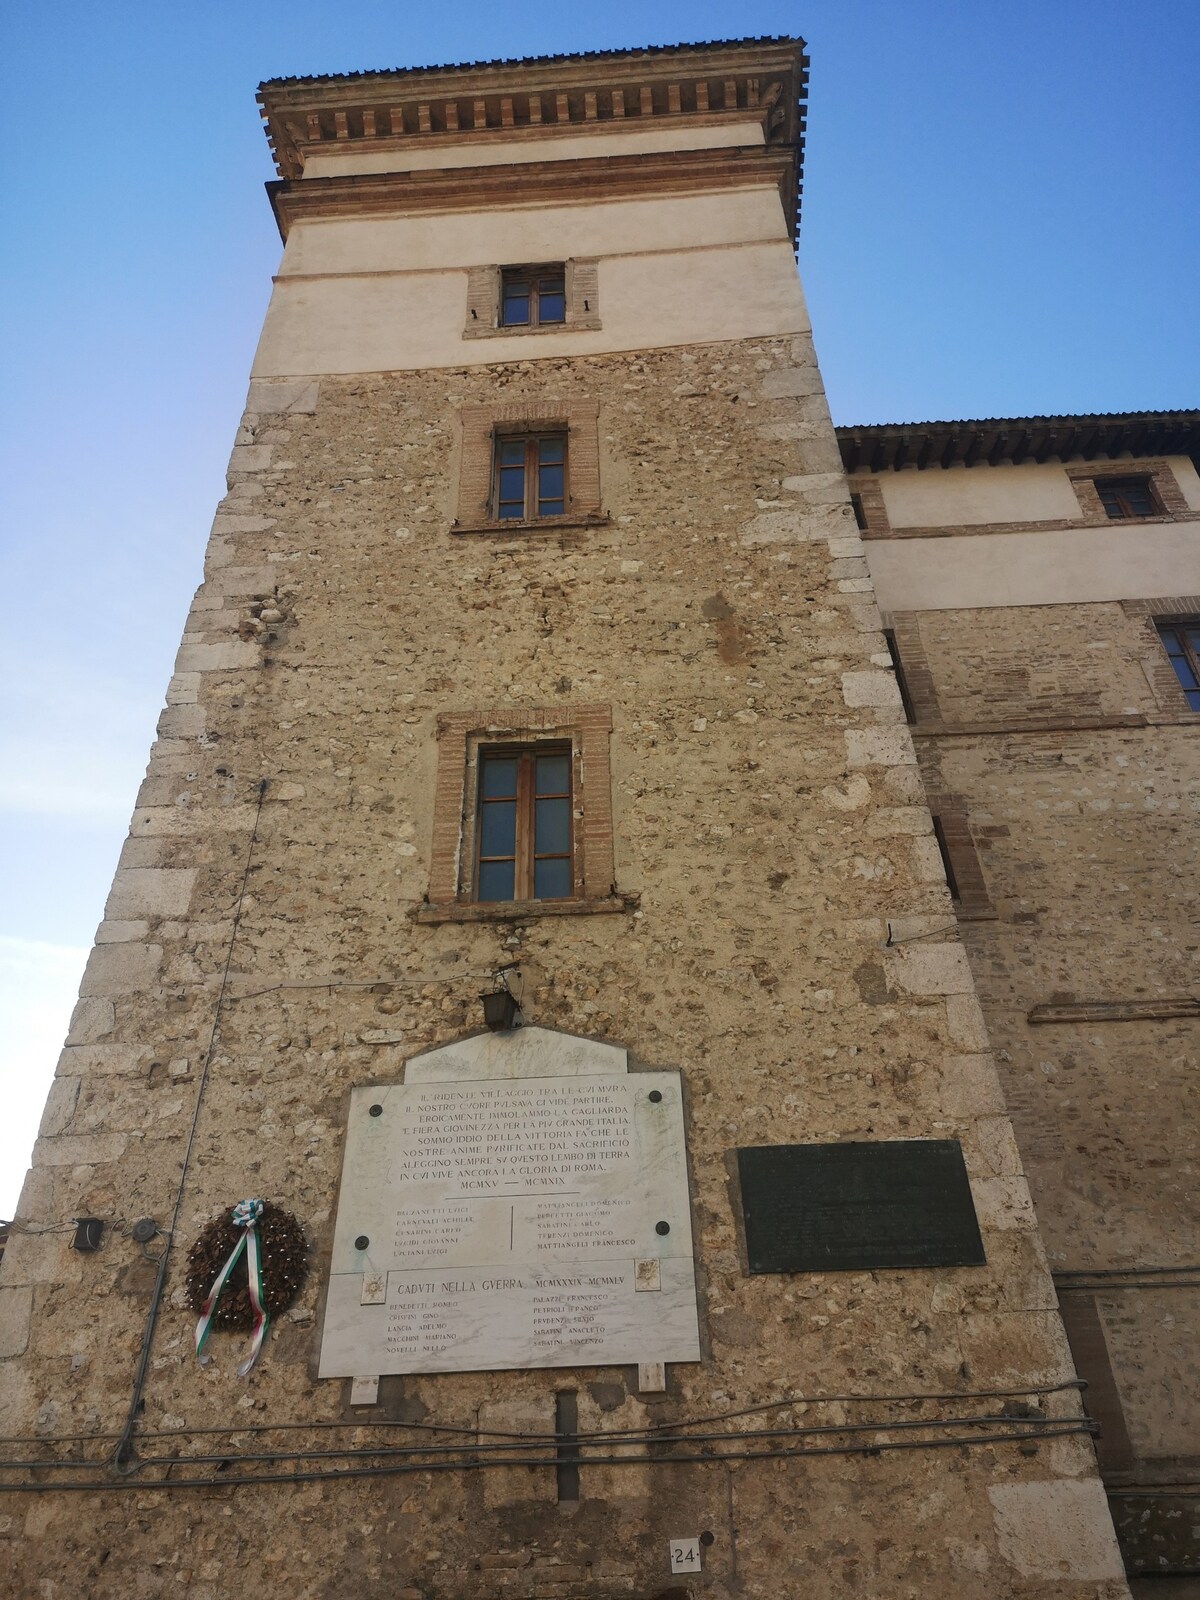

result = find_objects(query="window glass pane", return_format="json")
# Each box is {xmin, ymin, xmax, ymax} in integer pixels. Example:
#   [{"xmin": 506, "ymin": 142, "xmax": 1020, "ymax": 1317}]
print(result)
[
  {"xmin": 538, "ymin": 290, "xmax": 565, "ymax": 323},
  {"xmin": 1184, "ymin": 628, "xmax": 1200, "ymax": 653},
  {"xmin": 501, "ymin": 294, "xmax": 529, "ymax": 326},
  {"xmin": 538, "ymin": 436, "xmax": 565, "ymax": 463},
  {"xmin": 534, "ymin": 857, "xmax": 572, "ymax": 899},
  {"xmin": 497, "ymin": 464, "xmax": 525, "ymax": 517},
  {"xmin": 481, "ymin": 758, "xmax": 517, "ymax": 798},
  {"xmin": 538, "ymin": 462, "xmax": 564, "ymax": 501},
  {"xmin": 1170, "ymin": 656, "xmax": 1199, "ymax": 690},
  {"xmin": 535, "ymin": 753, "xmax": 570, "ymax": 795},
  {"xmin": 538, "ymin": 499, "xmax": 564, "ymax": 517},
  {"xmin": 498, "ymin": 440, "xmax": 525, "ymax": 466},
  {"xmin": 478, "ymin": 860, "xmax": 515, "ymax": 901},
  {"xmin": 535, "ymin": 796, "xmax": 570, "ymax": 855},
  {"xmin": 1187, "ymin": 688, "xmax": 1200, "ymax": 712},
  {"xmin": 480, "ymin": 800, "xmax": 517, "ymax": 856}
]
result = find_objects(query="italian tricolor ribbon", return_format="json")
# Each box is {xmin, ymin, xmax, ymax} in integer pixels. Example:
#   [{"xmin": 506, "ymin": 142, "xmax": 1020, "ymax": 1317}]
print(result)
[{"xmin": 194, "ymin": 1198, "xmax": 269, "ymax": 1377}]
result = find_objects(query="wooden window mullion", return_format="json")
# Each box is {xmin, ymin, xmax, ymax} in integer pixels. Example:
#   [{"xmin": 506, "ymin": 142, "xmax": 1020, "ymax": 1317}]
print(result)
[
  {"xmin": 514, "ymin": 753, "xmax": 535, "ymax": 900},
  {"xmin": 524, "ymin": 439, "xmax": 538, "ymax": 520}
]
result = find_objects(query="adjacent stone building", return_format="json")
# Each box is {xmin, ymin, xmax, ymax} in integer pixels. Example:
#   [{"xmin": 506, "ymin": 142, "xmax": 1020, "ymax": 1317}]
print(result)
[
  {"xmin": 842, "ymin": 413, "xmax": 1200, "ymax": 1588},
  {"xmin": 2, "ymin": 35, "xmax": 1190, "ymax": 1599}
]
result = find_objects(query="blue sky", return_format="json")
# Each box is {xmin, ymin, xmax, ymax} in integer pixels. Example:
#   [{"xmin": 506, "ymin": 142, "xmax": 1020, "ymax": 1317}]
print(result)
[{"xmin": 1, "ymin": 0, "xmax": 1198, "ymax": 1213}]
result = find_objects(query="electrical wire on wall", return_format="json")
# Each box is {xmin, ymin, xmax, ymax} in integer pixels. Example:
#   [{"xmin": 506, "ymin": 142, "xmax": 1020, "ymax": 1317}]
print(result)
[
  {"xmin": 111, "ymin": 778, "xmax": 269, "ymax": 1472},
  {"xmin": 0, "ymin": 1378, "xmax": 1099, "ymax": 1494},
  {"xmin": 0, "ymin": 1419, "xmax": 1100, "ymax": 1493}
]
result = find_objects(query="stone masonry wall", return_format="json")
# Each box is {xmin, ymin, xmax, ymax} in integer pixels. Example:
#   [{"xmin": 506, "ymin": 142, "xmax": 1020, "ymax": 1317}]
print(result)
[
  {"xmin": 0, "ymin": 341, "xmax": 1126, "ymax": 1598},
  {"xmin": 915, "ymin": 605, "xmax": 1164, "ymax": 725},
  {"xmin": 896, "ymin": 601, "xmax": 1198, "ymax": 1580}
]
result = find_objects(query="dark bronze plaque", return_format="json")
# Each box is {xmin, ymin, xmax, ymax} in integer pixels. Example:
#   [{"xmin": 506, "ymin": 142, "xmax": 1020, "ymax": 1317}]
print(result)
[{"xmin": 737, "ymin": 1140, "xmax": 985, "ymax": 1273}]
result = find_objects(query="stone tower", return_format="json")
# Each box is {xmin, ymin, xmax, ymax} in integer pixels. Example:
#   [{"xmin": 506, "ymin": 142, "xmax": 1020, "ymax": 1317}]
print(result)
[{"xmin": 1, "ymin": 39, "xmax": 1130, "ymax": 1599}]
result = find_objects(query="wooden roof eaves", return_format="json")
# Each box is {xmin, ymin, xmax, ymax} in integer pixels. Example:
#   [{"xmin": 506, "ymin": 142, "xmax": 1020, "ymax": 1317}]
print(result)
[
  {"xmin": 256, "ymin": 38, "xmax": 808, "ymax": 241},
  {"xmin": 258, "ymin": 38, "xmax": 805, "ymax": 102},
  {"xmin": 838, "ymin": 412, "xmax": 1200, "ymax": 474}
]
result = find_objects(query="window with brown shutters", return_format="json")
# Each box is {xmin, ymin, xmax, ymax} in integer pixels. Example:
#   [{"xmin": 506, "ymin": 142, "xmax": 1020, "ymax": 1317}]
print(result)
[
  {"xmin": 1094, "ymin": 475, "xmax": 1161, "ymax": 519},
  {"xmin": 453, "ymin": 400, "xmax": 603, "ymax": 534},
  {"xmin": 494, "ymin": 433, "xmax": 567, "ymax": 520},
  {"xmin": 421, "ymin": 705, "xmax": 630, "ymax": 923},
  {"xmin": 476, "ymin": 745, "xmax": 573, "ymax": 902},
  {"xmin": 463, "ymin": 260, "xmax": 601, "ymax": 340},
  {"xmin": 499, "ymin": 266, "xmax": 566, "ymax": 328},
  {"xmin": 1156, "ymin": 619, "xmax": 1200, "ymax": 710}
]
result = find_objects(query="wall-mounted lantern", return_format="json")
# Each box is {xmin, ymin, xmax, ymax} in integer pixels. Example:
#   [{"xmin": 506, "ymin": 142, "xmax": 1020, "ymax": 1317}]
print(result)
[
  {"xmin": 480, "ymin": 967, "xmax": 521, "ymax": 1032},
  {"xmin": 71, "ymin": 1218, "xmax": 105, "ymax": 1253}
]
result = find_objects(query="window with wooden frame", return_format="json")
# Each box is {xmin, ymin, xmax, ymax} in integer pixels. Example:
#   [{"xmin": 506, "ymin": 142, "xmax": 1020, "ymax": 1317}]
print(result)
[
  {"xmin": 464, "ymin": 261, "xmax": 600, "ymax": 341},
  {"xmin": 421, "ymin": 705, "xmax": 621, "ymax": 922},
  {"xmin": 476, "ymin": 745, "xmax": 573, "ymax": 902},
  {"xmin": 1156, "ymin": 619, "xmax": 1200, "ymax": 711},
  {"xmin": 454, "ymin": 400, "xmax": 602, "ymax": 534},
  {"xmin": 1094, "ymin": 475, "xmax": 1161, "ymax": 519},
  {"xmin": 494, "ymin": 432, "xmax": 567, "ymax": 520},
  {"xmin": 500, "ymin": 265, "xmax": 566, "ymax": 328}
]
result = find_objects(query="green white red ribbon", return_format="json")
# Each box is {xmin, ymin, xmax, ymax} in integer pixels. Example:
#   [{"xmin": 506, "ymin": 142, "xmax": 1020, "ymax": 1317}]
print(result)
[{"xmin": 194, "ymin": 1198, "xmax": 269, "ymax": 1376}]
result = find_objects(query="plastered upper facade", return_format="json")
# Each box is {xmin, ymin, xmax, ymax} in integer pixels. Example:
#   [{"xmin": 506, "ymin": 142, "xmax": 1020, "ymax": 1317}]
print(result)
[{"xmin": 0, "ymin": 38, "xmax": 1145, "ymax": 1600}]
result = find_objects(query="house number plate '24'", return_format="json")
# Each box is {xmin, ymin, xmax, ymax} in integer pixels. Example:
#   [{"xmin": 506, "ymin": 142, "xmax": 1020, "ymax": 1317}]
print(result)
[{"xmin": 670, "ymin": 1538, "xmax": 701, "ymax": 1574}]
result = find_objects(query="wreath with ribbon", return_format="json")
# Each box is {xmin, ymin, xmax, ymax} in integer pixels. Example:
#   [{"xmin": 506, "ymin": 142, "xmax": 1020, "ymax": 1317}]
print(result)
[{"xmin": 185, "ymin": 1199, "xmax": 308, "ymax": 1375}]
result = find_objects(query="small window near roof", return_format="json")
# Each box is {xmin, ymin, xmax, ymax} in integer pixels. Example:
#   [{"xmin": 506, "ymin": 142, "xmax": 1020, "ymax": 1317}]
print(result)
[
  {"xmin": 494, "ymin": 433, "xmax": 567, "ymax": 520},
  {"xmin": 477, "ymin": 746, "xmax": 573, "ymax": 902},
  {"xmin": 1156, "ymin": 620, "xmax": 1200, "ymax": 711},
  {"xmin": 1095, "ymin": 475, "xmax": 1160, "ymax": 519},
  {"xmin": 500, "ymin": 266, "xmax": 566, "ymax": 328}
]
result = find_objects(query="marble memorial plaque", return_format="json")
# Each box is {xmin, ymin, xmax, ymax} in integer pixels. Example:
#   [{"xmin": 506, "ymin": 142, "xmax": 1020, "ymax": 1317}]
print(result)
[{"xmin": 318, "ymin": 1033, "xmax": 700, "ymax": 1377}]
